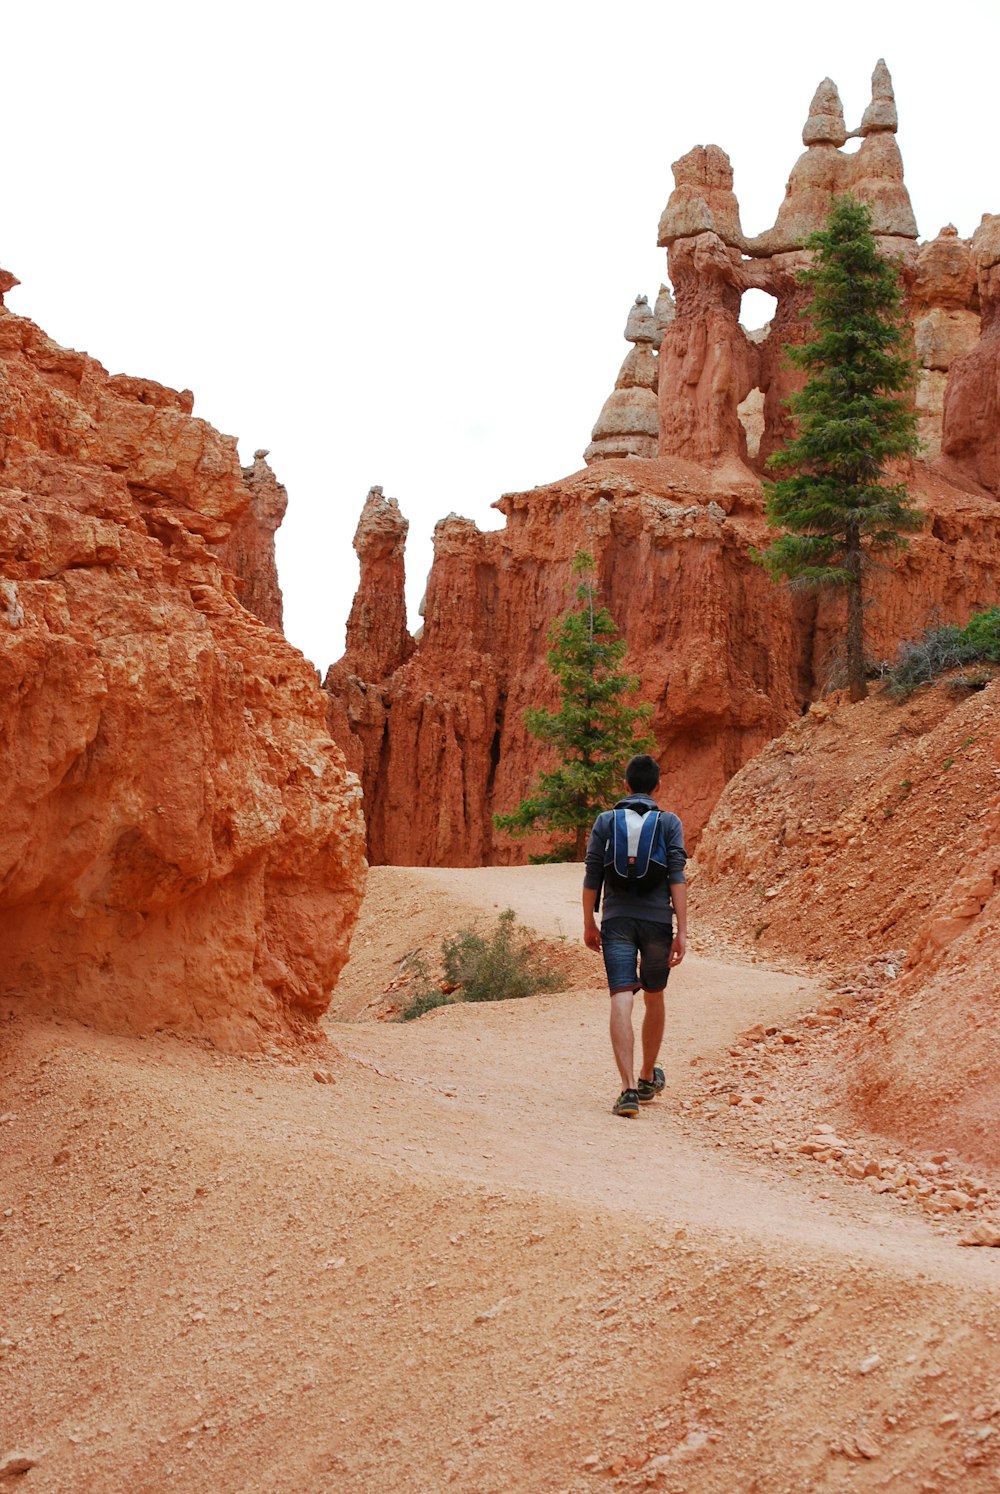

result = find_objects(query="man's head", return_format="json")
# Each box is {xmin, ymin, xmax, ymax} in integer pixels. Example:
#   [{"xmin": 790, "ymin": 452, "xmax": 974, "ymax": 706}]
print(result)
[{"xmin": 625, "ymin": 754, "xmax": 660, "ymax": 794}]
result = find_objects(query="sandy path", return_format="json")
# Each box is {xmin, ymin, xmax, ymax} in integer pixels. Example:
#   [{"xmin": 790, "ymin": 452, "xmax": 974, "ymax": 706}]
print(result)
[
  {"xmin": 3, "ymin": 866, "xmax": 1000, "ymax": 1493},
  {"xmin": 331, "ymin": 867, "xmax": 997, "ymax": 1274}
]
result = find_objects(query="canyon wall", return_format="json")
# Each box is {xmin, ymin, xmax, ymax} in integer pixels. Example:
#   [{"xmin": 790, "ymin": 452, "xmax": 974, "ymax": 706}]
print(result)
[
  {"xmin": 327, "ymin": 460, "xmax": 998, "ymax": 867},
  {"xmin": 0, "ymin": 276, "xmax": 366, "ymax": 1050},
  {"xmin": 326, "ymin": 61, "xmax": 999, "ymax": 868}
]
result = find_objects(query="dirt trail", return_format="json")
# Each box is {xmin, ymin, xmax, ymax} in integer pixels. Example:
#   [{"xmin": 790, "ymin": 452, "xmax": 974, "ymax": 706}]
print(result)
[
  {"xmin": 333, "ymin": 870, "xmax": 987, "ymax": 1273},
  {"xmin": 3, "ymin": 866, "xmax": 999, "ymax": 1493}
]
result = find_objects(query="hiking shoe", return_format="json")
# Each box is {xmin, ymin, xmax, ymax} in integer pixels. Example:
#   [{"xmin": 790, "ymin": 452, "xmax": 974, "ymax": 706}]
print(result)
[
  {"xmin": 612, "ymin": 1088, "xmax": 640, "ymax": 1118},
  {"xmin": 636, "ymin": 1066, "xmax": 665, "ymax": 1103}
]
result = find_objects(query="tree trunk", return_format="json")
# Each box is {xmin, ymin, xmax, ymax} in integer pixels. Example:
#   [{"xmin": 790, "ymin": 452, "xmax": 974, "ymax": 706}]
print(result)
[
  {"xmin": 845, "ymin": 529, "xmax": 867, "ymax": 701},
  {"xmin": 575, "ymin": 823, "xmax": 589, "ymax": 861}
]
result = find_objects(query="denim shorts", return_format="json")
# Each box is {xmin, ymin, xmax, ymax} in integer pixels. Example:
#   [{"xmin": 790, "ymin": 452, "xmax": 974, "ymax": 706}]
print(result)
[{"xmin": 601, "ymin": 917, "xmax": 673, "ymax": 995}]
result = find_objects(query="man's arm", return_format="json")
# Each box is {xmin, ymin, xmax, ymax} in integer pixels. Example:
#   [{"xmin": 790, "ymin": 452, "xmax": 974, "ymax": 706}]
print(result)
[
  {"xmin": 669, "ymin": 880, "xmax": 687, "ymax": 966},
  {"xmin": 582, "ymin": 813, "xmax": 607, "ymax": 952},
  {"xmin": 582, "ymin": 885, "xmax": 602, "ymax": 952}
]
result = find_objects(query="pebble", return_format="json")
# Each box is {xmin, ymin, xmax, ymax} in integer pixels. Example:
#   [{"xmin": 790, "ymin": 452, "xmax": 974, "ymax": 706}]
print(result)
[
  {"xmin": 859, "ymin": 1354, "xmax": 881, "ymax": 1375},
  {"xmin": 958, "ymin": 1223, "xmax": 1000, "ymax": 1248},
  {"xmin": 855, "ymin": 1431, "xmax": 881, "ymax": 1459}
]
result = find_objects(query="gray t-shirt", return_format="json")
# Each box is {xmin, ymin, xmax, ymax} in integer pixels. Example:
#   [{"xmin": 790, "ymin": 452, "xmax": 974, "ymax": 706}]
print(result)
[{"xmin": 583, "ymin": 794, "xmax": 687, "ymax": 927}]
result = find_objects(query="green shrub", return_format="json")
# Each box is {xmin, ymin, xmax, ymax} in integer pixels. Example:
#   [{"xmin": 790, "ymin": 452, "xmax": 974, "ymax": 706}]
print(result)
[
  {"xmin": 960, "ymin": 606, "xmax": 1000, "ymax": 661},
  {"xmin": 397, "ymin": 950, "xmax": 453, "ymax": 1022},
  {"xmin": 397, "ymin": 909, "xmax": 565, "ymax": 1019},
  {"xmin": 439, "ymin": 908, "xmax": 565, "ymax": 1003},
  {"xmin": 399, "ymin": 988, "xmax": 454, "ymax": 1022},
  {"xmin": 442, "ymin": 909, "xmax": 565, "ymax": 1004},
  {"xmin": 887, "ymin": 607, "xmax": 1000, "ymax": 695}
]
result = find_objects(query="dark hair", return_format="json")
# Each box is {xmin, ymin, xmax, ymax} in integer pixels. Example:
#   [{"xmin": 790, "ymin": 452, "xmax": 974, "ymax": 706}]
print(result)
[{"xmin": 625, "ymin": 754, "xmax": 660, "ymax": 793}]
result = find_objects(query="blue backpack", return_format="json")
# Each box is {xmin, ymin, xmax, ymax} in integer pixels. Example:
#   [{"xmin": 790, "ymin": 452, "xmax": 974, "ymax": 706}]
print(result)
[{"xmin": 602, "ymin": 799, "xmax": 669, "ymax": 895}]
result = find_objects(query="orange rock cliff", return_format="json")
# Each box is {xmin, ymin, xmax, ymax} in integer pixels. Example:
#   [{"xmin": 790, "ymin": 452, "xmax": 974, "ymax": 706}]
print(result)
[
  {"xmin": 325, "ymin": 61, "xmax": 1000, "ymax": 866},
  {"xmin": 0, "ymin": 273, "xmax": 366, "ymax": 1050}
]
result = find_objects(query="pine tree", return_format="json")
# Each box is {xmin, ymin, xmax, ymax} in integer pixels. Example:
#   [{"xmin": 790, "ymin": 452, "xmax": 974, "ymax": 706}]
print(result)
[
  {"xmin": 493, "ymin": 552, "xmax": 654, "ymax": 860},
  {"xmin": 761, "ymin": 194, "xmax": 922, "ymax": 701}
]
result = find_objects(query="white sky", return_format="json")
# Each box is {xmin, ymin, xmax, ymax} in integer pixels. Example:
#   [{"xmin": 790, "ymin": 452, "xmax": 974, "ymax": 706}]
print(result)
[{"xmin": 4, "ymin": 1, "xmax": 998, "ymax": 672}]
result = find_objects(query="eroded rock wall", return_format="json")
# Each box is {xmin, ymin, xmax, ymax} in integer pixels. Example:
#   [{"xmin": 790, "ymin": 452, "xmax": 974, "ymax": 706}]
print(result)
[
  {"xmin": 325, "ymin": 455, "xmax": 998, "ymax": 866},
  {"xmin": 212, "ymin": 448, "xmax": 288, "ymax": 631},
  {"xmin": 695, "ymin": 676, "xmax": 1000, "ymax": 1166},
  {"xmin": 0, "ymin": 288, "xmax": 366, "ymax": 1049},
  {"xmin": 942, "ymin": 215, "xmax": 1000, "ymax": 493}
]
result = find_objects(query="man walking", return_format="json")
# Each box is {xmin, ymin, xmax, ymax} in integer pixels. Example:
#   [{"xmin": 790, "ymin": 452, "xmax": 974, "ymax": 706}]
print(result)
[{"xmin": 582, "ymin": 755, "xmax": 687, "ymax": 1117}]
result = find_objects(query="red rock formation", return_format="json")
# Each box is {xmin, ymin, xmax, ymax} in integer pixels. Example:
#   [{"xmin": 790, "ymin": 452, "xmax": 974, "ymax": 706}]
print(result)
[
  {"xmin": 745, "ymin": 65, "xmax": 917, "ymax": 259},
  {"xmin": 749, "ymin": 250, "xmax": 811, "ymax": 469},
  {"xmin": 212, "ymin": 448, "xmax": 287, "ymax": 631},
  {"xmin": 942, "ymin": 215, "xmax": 1000, "ymax": 494},
  {"xmin": 0, "ymin": 290, "xmax": 366, "ymax": 1050},
  {"xmin": 910, "ymin": 227, "xmax": 980, "ymax": 461},
  {"xmin": 650, "ymin": 63, "xmax": 927, "ymax": 476},
  {"xmin": 324, "ymin": 486, "xmax": 415, "ymax": 802},
  {"xmin": 584, "ymin": 296, "xmax": 661, "ymax": 463},
  {"xmin": 327, "ymin": 452, "xmax": 1000, "ymax": 867},
  {"xmin": 657, "ymin": 231, "xmax": 759, "ymax": 468},
  {"xmin": 657, "ymin": 145, "xmax": 745, "ymax": 250},
  {"xmin": 325, "ymin": 60, "xmax": 1000, "ymax": 870},
  {"xmin": 750, "ymin": 78, "xmax": 850, "ymax": 257}
]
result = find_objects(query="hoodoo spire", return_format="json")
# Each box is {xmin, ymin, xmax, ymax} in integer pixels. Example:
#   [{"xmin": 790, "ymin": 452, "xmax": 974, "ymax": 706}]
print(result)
[
  {"xmin": 858, "ymin": 58, "xmax": 898, "ymax": 136},
  {"xmin": 802, "ymin": 78, "xmax": 847, "ymax": 147}
]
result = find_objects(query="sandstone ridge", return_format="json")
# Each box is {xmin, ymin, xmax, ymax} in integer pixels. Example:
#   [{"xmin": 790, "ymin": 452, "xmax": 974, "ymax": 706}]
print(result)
[{"xmin": 0, "ymin": 283, "xmax": 366, "ymax": 1049}]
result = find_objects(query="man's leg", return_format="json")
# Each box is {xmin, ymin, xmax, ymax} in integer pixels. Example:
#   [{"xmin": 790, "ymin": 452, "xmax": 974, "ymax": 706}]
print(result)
[
  {"xmin": 638, "ymin": 989, "xmax": 665, "ymax": 1084},
  {"xmin": 609, "ymin": 989, "xmax": 636, "ymax": 1091},
  {"xmin": 635, "ymin": 922, "xmax": 672, "ymax": 1092}
]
